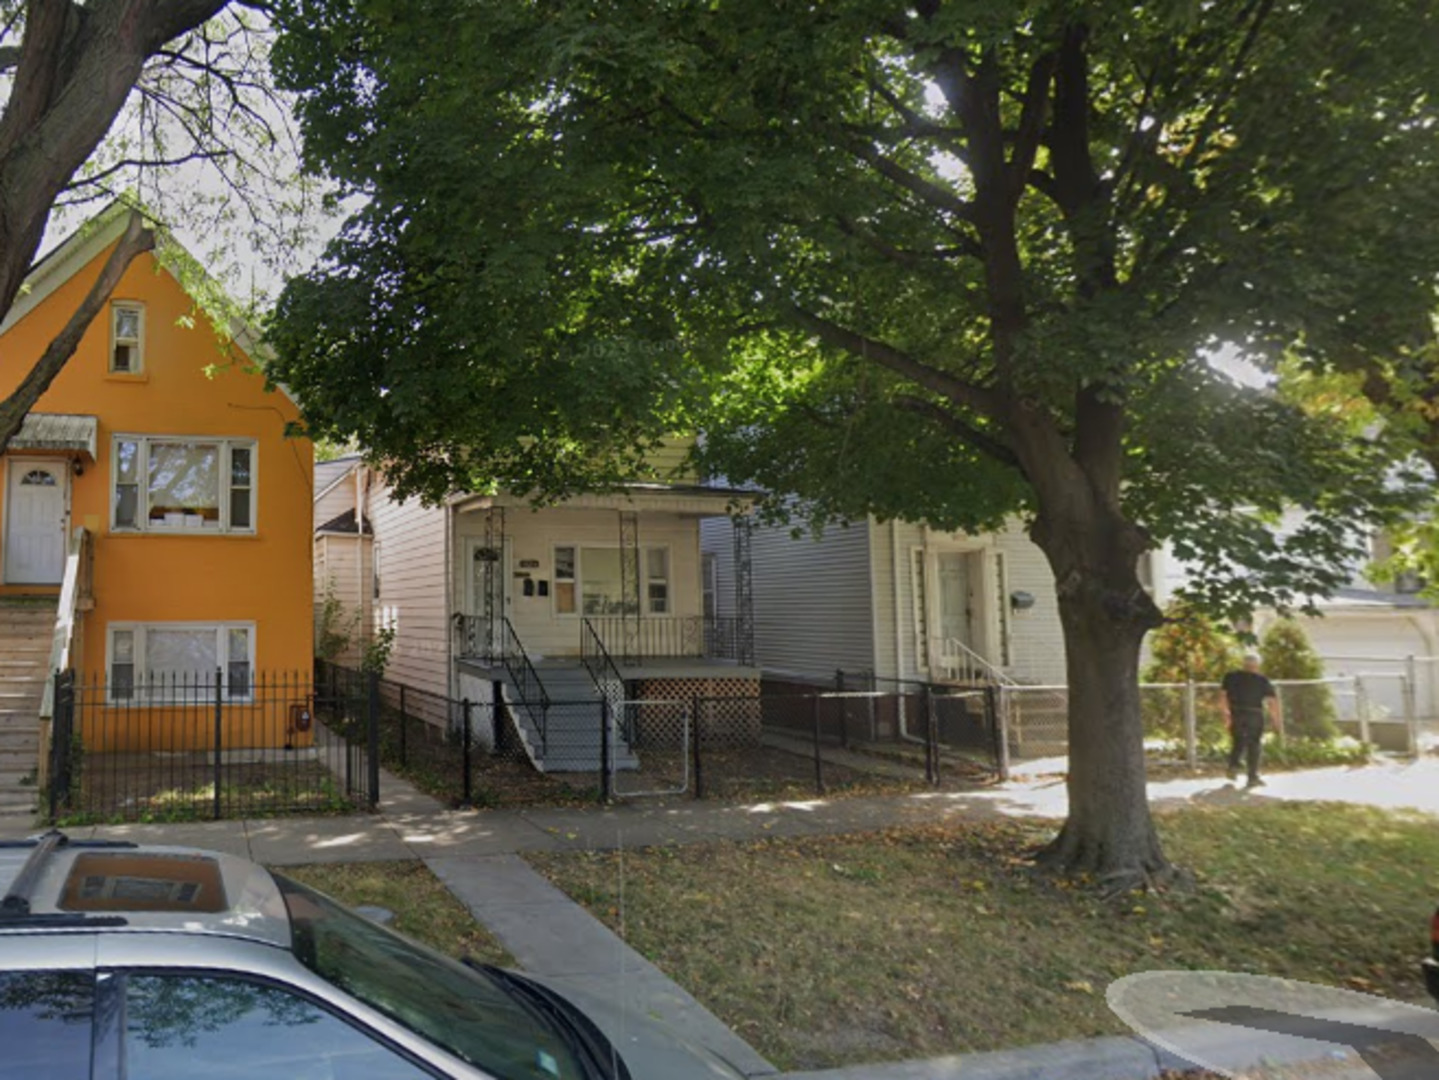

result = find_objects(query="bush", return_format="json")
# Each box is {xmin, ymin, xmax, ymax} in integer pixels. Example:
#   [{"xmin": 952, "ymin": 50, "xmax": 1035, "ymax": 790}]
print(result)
[
  {"xmin": 1260, "ymin": 618, "xmax": 1339, "ymax": 740},
  {"xmin": 1143, "ymin": 604, "xmax": 1242, "ymax": 743}
]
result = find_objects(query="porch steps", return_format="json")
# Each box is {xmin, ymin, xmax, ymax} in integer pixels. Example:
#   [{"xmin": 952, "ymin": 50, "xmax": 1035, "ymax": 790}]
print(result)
[
  {"xmin": 497, "ymin": 664, "xmax": 639, "ymax": 773},
  {"xmin": 0, "ymin": 597, "xmax": 56, "ymax": 817}
]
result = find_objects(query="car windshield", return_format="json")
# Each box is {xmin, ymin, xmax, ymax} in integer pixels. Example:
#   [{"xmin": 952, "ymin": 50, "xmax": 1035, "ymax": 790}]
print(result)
[{"xmin": 274, "ymin": 874, "xmax": 589, "ymax": 1080}]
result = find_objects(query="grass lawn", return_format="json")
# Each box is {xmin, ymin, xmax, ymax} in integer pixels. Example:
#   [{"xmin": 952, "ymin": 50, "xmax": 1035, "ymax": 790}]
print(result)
[
  {"xmin": 276, "ymin": 861, "xmax": 513, "ymax": 967},
  {"xmin": 528, "ymin": 802, "xmax": 1438, "ymax": 1072}
]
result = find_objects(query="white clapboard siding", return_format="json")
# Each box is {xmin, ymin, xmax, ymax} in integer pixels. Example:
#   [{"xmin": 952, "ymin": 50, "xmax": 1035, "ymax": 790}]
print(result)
[
  {"xmin": 455, "ymin": 507, "xmax": 703, "ymax": 659},
  {"xmin": 313, "ymin": 534, "xmax": 372, "ymax": 668},
  {"xmin": 313, "ymin": 482, "xmax": 357, "ymax": 531},
  {"xmin": 367, "ymin": 482, "xmax": 450, "ymax": 699}
]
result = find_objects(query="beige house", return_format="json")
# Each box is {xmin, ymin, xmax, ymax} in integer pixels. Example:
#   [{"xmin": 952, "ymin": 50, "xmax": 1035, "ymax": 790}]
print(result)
[{"xmin": 312, "ymin": 449, "xmax": 760, "ymax": 771}]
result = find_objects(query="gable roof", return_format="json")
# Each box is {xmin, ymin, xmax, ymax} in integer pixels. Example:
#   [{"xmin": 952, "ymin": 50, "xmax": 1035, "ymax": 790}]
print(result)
[
  {"xmin": 316, "ymin": 507, "xmax": 373, "ymax": 536},
  {"xmin": 0, "ymin": 202, "xmax": 293, "ymax": 405}
]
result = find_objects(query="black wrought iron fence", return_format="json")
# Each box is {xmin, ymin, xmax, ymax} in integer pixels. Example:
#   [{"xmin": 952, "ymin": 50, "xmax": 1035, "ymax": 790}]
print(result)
[
  {"xmin": 312, "ymin": 662, "xmax": 1001, "ymax": 810},
  {"xmin": 48, "ymin": 669, "xmax": 372, "ymax": 824}
]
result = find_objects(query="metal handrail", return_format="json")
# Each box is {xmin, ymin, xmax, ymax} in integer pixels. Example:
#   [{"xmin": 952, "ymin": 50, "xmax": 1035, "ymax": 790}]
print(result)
[
  {"xmin": 497, "ymin": 617, "xmax": 549, "ymax": 751},
  {"xmin": 39, "ymin": 527, "xmax": 91, "ymax": 721},
  {"xmin": 581, "ymin": 618, "xmax": 631, "ymax": 749},
  {"xmin": 586, "ymin": 614, "xmax": 748, "ymax": 662},
  {"xmin": 933, "ymin": 636, "xmax": 1018, "ymax": 688}
]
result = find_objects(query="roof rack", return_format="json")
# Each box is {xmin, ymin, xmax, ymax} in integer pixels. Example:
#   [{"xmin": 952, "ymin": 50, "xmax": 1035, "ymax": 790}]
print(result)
[{"xmin": 0, "ymin": 830, "xmax": 137, "ymax": 925}]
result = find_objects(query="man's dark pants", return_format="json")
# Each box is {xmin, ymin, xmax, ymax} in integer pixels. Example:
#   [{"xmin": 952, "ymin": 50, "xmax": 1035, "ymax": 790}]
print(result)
[{"xmin": 1228, "ymin": 708, "xmax": 1265, "ymax": 783}]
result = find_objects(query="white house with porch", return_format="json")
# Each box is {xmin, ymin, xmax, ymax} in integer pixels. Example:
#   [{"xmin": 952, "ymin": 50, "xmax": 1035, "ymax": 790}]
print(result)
[
  {"xmin": 313, "ymin": 455, "xmax": 762, "ymax": 772},
  {"xmin": 701, "ymin": 515, "xmax": 1069, "ymax": 691}
]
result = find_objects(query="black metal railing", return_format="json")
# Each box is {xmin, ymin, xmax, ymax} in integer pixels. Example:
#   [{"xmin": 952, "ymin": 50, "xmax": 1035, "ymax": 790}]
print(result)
[
  {"xmin": 47, "ymin": 668, "xmax": 376, "ymax": 824},
  {"xmin": 587, "ymin": 614, "xmax": 750, "ymax": 663},
  {"xmin": 582, "ymin": 618, "xmax": 632, "ymax": 746},
  {"xmin": 497, "ymin": 618, "xmax": 549, "ymax": 753}
]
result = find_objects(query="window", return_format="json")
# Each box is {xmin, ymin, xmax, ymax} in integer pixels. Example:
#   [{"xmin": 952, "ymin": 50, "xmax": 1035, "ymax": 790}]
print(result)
[
  {"xmin": 552, "ymin": 545, "xmax": 671, "ymax": 617},
  {"xmin": 112, "ymin": 436, "xmax": 256, "ymax": 532},
  {"xmin": 372, "ymin": 542, "xmax": 381, "ymax": 600},
  {"xmin": 20, "ymin": 469, "xmax": 55, "ymax": 487},
  {"xmin": 122, "ymin": 974, "xmax": 432, "ymax": 1080},
  {"xmin": 109, "ymin": 623, "xmax": 253, "ymax": 700},
  {"xmin": 110, "ymin": 302, "xmax": 143, "ymax": 373},
  {"xmin": 276, "ymin": 874, "xmax": 590, "ymax": 1079},
  {"xmin": 0, "ymin": 971, "xmax": 94, "ymax": 1080},
  {"xmin": 702, "ymin": 553, "xmax": 718, "ymax": 620},
  {"xmin": 646, "ymin": 547, "xmax": 670, "ymax": 614}
]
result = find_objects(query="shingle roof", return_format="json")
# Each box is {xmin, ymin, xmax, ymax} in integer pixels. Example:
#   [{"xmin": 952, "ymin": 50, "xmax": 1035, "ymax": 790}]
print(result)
[{"xmin": 316, "ymin": 507, "xmax": 372, "ymax": 536}]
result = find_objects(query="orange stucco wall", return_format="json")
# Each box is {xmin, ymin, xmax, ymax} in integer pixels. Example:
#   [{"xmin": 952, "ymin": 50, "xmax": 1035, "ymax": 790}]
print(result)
[{"xmin": 0, "ymin": 242, "xmax": 314, "ymax": 749}]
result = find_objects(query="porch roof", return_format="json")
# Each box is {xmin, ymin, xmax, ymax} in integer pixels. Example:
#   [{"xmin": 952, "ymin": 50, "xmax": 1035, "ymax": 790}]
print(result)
[
  {"xmin": 10, "ymin": 413, "xmax": 97, "ymax": 460},
  {"xmin": 452, "ymin": 482, "xmax": 756, "ymax": 518}
]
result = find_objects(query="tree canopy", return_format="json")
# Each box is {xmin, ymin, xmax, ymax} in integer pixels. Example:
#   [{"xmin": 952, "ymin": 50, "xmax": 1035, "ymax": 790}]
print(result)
[
  {"xmin": 269, "ymin": 0, "xmax": 1439, "ymax": 882},
  {"xmin": 0, "ymin": 1, "xmax": 314, "ymax": 452}
]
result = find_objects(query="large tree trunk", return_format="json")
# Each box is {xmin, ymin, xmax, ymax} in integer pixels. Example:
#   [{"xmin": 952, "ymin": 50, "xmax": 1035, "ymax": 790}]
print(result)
[{"xmin": 1027, "ymin": 486, "xmax": 1169, "ymax": 888}]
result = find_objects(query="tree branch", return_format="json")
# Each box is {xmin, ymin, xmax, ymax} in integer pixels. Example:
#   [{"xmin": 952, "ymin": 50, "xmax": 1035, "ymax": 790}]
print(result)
[
  {"xmin": 833, "ymin": 215, "xmax": 983, "ymax": 267},
  {"xmin": 895, "ymin": 395, "xmax": 1022, "ymax": 471},
  {"xmin": 790, "ymin": 307, "xmax": 1000, "ymax": 419},
  {"xmin": 0, "ymin": 211, "xmax": 155, "ymax": 452},
  {"xmin": 1008, "ymin": 49, "xmax": 1058, "ymax": 203},
  {"xmin": 848, "ymin": 141, "xmax": 978, "ymax": 224},
  {"xmin": 1180, "ymin": 0, "xmax": 1275, "ymax": 178}
]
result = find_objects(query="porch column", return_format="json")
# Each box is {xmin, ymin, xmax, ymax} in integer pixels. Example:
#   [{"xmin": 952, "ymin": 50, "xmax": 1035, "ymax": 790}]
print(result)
[
  {"xmin": 618, "ymin": 509, "xmax": 641, "ymax": 665},
  {"xmin": 734, "ymin": 516, "xmax": 754, "ymax": 666}
]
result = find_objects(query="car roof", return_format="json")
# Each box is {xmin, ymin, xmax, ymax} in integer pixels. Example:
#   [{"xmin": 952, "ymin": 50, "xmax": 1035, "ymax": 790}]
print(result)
[{"xmin": 0, "ymin": 834, "xmax": 292, "ymax": 950}]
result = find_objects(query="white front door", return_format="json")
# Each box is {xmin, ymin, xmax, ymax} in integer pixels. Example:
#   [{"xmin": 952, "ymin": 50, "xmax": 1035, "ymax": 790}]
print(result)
[
  {"xmin": 936, "ymin": 551, "xmax": 975, "ymax": 647},
  {"xmin": 4, "ymin": 459, "xmax": 67, "ymax": 584}
]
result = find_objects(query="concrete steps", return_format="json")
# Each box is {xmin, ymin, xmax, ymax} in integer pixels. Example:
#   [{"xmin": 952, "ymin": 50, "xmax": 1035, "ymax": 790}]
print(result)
[
  {"xmin": 0, "ymin": 597, "xmax": 57, "ymax": 816},
  {"xmin": 498, "ymin": 662, "xmax": 639, "ymax": 773}
]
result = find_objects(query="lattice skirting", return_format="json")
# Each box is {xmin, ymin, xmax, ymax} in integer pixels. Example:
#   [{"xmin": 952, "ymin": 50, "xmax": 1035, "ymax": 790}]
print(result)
[{"xmin": 629, "ymin": 677, "xmax": 762, "ymax": 749}]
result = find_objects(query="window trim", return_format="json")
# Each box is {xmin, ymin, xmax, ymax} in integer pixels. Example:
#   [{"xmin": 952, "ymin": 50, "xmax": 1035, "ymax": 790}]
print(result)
[
  {"xmin": 109, "ymin": 300, "xmax": 145, "ymax": 374},
  {"xmin": 549, "ymin": 543, "xmax": 672, "ymax": 619},
  {"xmin": 106, "ymin": 621, "xmax": 256, "ymax": 704},
  {"xmin": 110, "ymin": 434, "xmax": 258, "ymax": 535}
]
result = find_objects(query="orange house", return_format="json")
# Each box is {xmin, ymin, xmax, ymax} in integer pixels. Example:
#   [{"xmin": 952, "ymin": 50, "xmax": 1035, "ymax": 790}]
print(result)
[{"xmin": 0, "ymin": 207, "xmax": 313, "ymax": 773}]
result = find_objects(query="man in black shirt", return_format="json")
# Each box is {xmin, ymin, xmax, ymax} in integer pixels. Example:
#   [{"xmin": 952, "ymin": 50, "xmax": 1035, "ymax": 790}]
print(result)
[{"xmin": 1222, "ymin": 652, "xmax": 1280, "ymax": 788}]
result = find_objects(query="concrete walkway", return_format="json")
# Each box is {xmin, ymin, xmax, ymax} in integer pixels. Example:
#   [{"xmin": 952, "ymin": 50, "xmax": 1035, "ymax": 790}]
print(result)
[
  {"xmin": 426, "ymin": 852, "xmax": 776, "ymax": 1077},
  {"xmin": 3, "ymin": 759, "xmax": 1429, "ymax": 1080}
]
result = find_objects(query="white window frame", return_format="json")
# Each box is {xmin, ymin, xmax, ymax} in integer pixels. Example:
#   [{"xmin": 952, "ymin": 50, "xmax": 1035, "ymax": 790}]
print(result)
[
  {"xmin": 109, "ymin": 301, "xmax": 144, "ymax": 374},
  {"xmin": 106, "ymin": 621, "xmax": 256, "ymax": 704},
  {"xmin": 110, "ymin": 435, "xmax": 258, "ymax": 534},
  {"xmin": 550, "ymin": 543, "xmax": 672, "ymax": 619}
]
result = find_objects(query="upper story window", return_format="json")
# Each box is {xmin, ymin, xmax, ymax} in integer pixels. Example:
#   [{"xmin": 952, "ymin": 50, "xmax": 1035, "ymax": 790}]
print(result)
[
  {"xmin": 110, "ymin": 301, "xmax": 144, "ymax": 373},
  {"xmin": 112, "ymin": 435, "xmax": 256, "ymax": 533}
]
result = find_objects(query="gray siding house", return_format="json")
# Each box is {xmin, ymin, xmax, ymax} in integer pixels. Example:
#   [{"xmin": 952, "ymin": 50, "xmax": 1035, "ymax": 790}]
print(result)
[{"xmin": 702, "ymin": 516, "xmax": 1068, "ymax": 688}]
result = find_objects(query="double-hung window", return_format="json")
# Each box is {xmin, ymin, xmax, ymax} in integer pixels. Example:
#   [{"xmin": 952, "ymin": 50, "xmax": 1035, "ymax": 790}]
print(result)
[
  {"xmin": 110, "ymin": 302, "xmax": 144, "ymax": 373},
  {"xmin": 109, "ymin": 623, "xmax": 254, "ymax": 701},
  {"xmin": 113, "ymin": 436, "xmax": 256, "ymax": 532}
]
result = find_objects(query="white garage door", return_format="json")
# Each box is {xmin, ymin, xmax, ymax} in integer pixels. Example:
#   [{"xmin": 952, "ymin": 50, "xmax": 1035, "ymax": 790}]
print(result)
[{"xmin": 1302, "ymin": 615, "xmax": 1435, "ymax": 722}]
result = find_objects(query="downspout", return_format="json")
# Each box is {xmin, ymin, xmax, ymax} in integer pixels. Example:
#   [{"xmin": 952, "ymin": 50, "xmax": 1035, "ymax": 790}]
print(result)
[
  {"xmin": 894, "ymin": 519, "xmax": 925, "ymax": 746},
  {"xmin": 354, "ymin": 467, "xmax": 365, "ymax": 643}
]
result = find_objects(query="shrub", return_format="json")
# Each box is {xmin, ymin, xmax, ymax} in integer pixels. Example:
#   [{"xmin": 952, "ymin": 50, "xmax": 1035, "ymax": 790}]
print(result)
[
  {"xmin": 1143, "ymin": 604, "xmax": 1242, "ymax": 743},
  {"xmin": 1260, "ymin": 618, "xmax": 1339, "ymax": 740}
]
